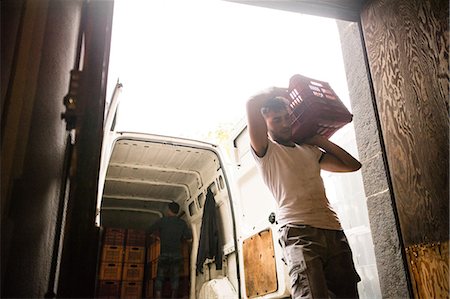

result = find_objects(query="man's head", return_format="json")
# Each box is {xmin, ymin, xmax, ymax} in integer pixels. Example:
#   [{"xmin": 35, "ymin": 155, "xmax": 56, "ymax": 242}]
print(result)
[
  {"xmin": 167, "ymin": 201, "xmax": 180, "ymax": 216},
  {"xmin": 261, "ymin": 96, "xmax": 293, "ymax": 143}
]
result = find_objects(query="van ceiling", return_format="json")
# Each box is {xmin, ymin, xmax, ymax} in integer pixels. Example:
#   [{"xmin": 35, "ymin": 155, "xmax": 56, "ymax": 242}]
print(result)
[{"xmin": 100, "ymin": 137, "xmax": 220, "ymax": 230}]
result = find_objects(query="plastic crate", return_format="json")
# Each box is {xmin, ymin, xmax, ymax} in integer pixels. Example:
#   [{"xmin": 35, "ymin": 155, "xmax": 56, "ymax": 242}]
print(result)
[
  {"xmin": 122, "ymin": 263, "xmax": 144, "ymax": 281},
  {"xmin": 101, "ymin": 245, "xmax": 124, "ymax": 263},
  {"xmin": 99, "ymin": 262, "xmax": 122, "ymax": 281},
  {"xmin": 287, "ymin": 74, "xmax": 353, "ymax": 143},
  {"xmin": 124, "ymin": 246, "xmax": 146, "ymax": 264},
  {"xmin": 126, "ymin": 229, "xmax": 146, "ymax": 247},
  {"xmin": 103, "ymin": 228, "xmax": 126, "ymax": 246},
  {"xmin": 120, "ymin": 281, "xmax": 142, "ymax": 299},
  {"xmin": 97, "ymin": 280, "xmax": 121, "ymax": 298}
]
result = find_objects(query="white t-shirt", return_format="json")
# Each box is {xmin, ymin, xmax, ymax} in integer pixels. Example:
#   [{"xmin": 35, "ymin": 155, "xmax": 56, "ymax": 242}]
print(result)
[{"xmin": 252, "ymin": 139, "xmax": 342, "ymax": 230}]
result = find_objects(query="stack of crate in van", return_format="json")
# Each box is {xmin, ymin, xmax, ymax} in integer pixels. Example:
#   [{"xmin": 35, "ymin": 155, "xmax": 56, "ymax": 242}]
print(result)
[
  {"xmin": 121, "ymin": 229, "xmax": 146, "ymax": 298},
  {"xmin": 97, "ymin": 228, "xmax": 146, "ymax": 299},
  {"xmin": 97, "ymin": 228, "xmax": 126, "ymax": 298}
]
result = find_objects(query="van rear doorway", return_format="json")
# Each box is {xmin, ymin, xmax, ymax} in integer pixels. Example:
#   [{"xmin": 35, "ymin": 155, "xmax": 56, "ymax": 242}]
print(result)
[{"xmin": 95, "ymin": 132, "xmax": 240, "ymax": 298}]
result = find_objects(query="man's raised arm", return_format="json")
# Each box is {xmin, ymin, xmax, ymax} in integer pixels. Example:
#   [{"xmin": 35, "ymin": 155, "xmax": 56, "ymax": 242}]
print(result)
[{"xmin": 246, "ymin": 87, "xmax": 287, "ymax": 157}]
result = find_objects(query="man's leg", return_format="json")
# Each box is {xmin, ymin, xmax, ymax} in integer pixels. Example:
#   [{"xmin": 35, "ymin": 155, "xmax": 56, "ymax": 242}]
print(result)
[
  {"xmin": 324, "ymin": 230, "xmax": 360, "ymax": 299},
  {"xmin": 279, "ymin": 225, "xmax": 329, "ymax": 299},
  {"xmin": 169, "ymin": 258, "xmax": 182, "ymax": 298},
  {"xmin": 155, "ymin": 257, "xmax": 169, "ymax": 298}
]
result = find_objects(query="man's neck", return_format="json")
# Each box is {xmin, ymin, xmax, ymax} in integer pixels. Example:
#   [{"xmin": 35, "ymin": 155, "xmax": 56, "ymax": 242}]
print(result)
[{"xmin": 274, "ymin": 139, "xmax": 296, "ymax": 147}]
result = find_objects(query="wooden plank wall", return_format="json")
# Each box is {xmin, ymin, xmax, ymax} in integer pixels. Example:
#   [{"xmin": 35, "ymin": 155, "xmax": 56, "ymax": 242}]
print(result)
[{"xmin": 361, "ymin": 0, "xmax": 449, "ymax": 297}]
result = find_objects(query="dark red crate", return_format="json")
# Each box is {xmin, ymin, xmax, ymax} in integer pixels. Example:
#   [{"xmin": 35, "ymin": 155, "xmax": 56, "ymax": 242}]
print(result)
[
  {"xmin": 104, "ymin": 228, "xmax": 126, "ymax": 246},
  {"xmin": 97, "ymin": 280, "xmax": 121, "ymax": 298},
  {"xmin": 120, "ymin": 281, "xmax": 143, "ymax": 299},
  {"xmin": 287, "ymin": 74, "xmax": 353, "ymax": 143},
  {"xmin": 126, "ymin": 229, "xmax": 146, "ymax": 247}
]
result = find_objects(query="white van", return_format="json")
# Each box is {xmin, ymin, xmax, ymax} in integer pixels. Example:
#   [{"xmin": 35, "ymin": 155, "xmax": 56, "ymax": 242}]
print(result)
[
  {"xmin": 95, "ymin": 83, "xmax": 290, "ymax": 299},
  {"xmin": 95, "ymin": 83, "xmax": 380, "ymax": 299}
]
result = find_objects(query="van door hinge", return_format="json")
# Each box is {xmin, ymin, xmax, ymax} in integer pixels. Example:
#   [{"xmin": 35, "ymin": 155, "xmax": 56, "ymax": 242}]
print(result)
[{"xmin": 61, "ymin": 70, "xmax": 82, "ymax": 131}]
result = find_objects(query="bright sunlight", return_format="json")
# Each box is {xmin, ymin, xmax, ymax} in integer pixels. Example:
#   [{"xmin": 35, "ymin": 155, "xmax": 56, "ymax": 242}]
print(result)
[{"xmin": 106, "ymin": 0, "xmax": 350, "ymax": 142}]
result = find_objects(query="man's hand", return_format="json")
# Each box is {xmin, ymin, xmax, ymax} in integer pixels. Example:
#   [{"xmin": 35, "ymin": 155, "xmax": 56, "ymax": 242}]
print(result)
[{"xmin": 252, "ymin": 87, "xmax": 289, "ymax": 100}]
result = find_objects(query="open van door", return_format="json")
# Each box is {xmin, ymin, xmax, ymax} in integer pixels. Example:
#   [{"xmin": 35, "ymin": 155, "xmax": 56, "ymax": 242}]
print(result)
[
  {"xmin": 230, "ymin": 122, "xmax": 291, "ymax": 299},
  {"xmin": 57, "ymin": 1, "xmax": 115, "ymax": 297},
  {"xmin": 96, "ymin": 85, "xmax": 241, "ymax": 298}
]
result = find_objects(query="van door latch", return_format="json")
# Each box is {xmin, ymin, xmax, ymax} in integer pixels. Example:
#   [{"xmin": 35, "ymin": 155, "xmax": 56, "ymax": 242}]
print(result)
[{"xmin": 61, "ymin": 70, "xmax": 82, "ymax": 131}]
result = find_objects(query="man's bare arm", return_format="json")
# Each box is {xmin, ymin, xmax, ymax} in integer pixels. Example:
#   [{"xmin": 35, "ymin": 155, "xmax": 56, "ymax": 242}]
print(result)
[
  {"xmin": 305, "ymin": 135, "xmax": 361, "ymax": 172},
  {"xmin": 246, "ymin": 87, "xmax": 287, "ymax": 157}
]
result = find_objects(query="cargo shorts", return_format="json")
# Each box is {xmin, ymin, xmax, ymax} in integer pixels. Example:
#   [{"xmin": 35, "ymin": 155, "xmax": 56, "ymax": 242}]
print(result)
[
  {"xmin": 278, "ymin": 224, "xmax": 361, "ymax": 299},
  {"xmin": 155, "ymin": 254, "xmax": 182, "ymax": 292}
]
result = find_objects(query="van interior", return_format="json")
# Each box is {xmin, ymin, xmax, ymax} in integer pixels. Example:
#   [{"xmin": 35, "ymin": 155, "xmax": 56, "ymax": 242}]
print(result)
[{"xmin": 95, "ymin": 130, "xmax": 240, "ymax": 298}]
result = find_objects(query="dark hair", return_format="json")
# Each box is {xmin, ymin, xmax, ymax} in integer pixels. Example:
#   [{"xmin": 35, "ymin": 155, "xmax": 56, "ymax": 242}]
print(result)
[
  {"xmin": 168, "ymin": 201, "xmax": 180, "ymax": 214},
  {"xmin": 260, "ymin": 96, "xmax": 290, "ymax": 116}
]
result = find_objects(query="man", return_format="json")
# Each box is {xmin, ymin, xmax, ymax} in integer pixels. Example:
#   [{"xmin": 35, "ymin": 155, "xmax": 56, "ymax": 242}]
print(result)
[
  {"xmin": 148, "ymin": 201, "xmax": 192, "ymax": 299},
  {"xmin": 246, "ymin": 87, "xmax": 361, "ymax": 298}
]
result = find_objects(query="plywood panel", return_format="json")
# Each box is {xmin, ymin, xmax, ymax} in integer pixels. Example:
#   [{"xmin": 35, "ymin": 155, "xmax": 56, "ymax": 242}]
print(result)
[
  {"xmin": 406, "ymin": 241, "xmax": 449, "ymax": 299},
  {"xmin": 361, "ymin": 0, "xmax": 449, "ymax": 297},
  {"xmin": 361, "ymin": 0, "xmax": 448, "ymax": 247},
  {"xmin": 243, "ymin": 229, "xmax": 278, "ymax": 298}
]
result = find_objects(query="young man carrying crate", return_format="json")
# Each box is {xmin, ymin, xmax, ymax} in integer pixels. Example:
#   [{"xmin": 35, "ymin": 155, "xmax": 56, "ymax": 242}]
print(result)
[{"xmin": 246, "ymin": 87, "xmax": 361, "ymax": 298}]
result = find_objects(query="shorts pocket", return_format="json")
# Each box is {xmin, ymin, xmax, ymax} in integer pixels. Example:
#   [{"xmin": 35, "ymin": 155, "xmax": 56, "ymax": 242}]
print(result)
[
  {"xmin": 289, "ymin": 266, "xmax": 313, "ymax": 298},
  {"xmin": 290, "ymin": 271, "xmax": 300, "ymax": 289},
  {"xmin": 284, "ymin": 244, "xmax": 307, "ymax": 276}
]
